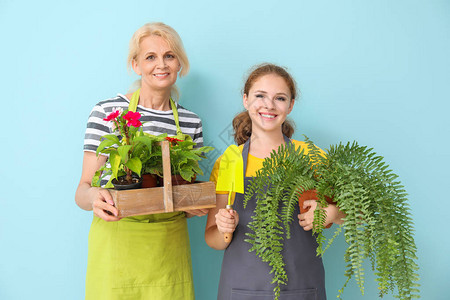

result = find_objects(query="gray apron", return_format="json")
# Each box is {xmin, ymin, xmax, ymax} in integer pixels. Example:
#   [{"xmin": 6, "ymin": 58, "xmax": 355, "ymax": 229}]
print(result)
[{"xmin": 217, "ymin": 136, "xmax": 327, "ymax": 300}]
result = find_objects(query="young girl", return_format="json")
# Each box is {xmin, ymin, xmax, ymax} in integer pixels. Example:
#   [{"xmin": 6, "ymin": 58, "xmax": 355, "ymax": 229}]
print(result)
[{"xmin": 205, "ymin": 63, "xmax": 344, "ymax": 300}]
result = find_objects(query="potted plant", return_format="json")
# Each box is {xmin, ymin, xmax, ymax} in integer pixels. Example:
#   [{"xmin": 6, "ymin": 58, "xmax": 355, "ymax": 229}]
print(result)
[
  {"xmin": 91, "ymin": 108, "xmax": 155, "ymax": 190},
  {"xmin": 161, "ymin": 137, "xmax": 214, "ymax": 185},
  {"xmin": 90, "ymin": 112, "xmax": 216, "ymax": 216},
  {"xmin": 131, "ymin": 133, "xmax": 214, "ymax": 186},
  {"xmin": 244, "ymin": 139, "xmax": 420, "ymax": 300},
  {"xmin": 138, "ymin": 134, "xmax": 168, "ymax": 188}
]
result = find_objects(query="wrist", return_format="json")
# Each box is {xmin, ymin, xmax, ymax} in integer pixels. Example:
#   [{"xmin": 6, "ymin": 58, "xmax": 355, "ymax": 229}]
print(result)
[
  {"xmin": 89, "ymin": 186, "xmax": 101, "ymax": 208},
  {"xmin": 324, "ymin": 205, "xmax": 337, "ymax": 224}
]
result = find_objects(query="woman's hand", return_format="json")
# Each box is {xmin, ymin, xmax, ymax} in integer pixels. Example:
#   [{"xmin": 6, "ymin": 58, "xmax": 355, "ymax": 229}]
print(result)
[
  {"xmin": 76, "ymin": 152, "xmax": 120, "ymax": 222},
  {"xmin": 91, "ymin": 188, "xmax": 121, "ymax": 222},
  {"xmin": 215, "ymin": 208, "xmax": 239, "ymax": 234}
]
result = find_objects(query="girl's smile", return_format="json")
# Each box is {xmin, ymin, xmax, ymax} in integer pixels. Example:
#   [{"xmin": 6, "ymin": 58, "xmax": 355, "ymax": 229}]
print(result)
[{"xmin": 259, "ymin": 112, "xmax": 277, "ymax": 120}]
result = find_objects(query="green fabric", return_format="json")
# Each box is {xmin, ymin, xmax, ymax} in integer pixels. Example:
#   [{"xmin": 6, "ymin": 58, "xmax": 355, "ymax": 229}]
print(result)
[{"xmin": 85, "ymin": 213, "xmax": 194, "ymax": 300}]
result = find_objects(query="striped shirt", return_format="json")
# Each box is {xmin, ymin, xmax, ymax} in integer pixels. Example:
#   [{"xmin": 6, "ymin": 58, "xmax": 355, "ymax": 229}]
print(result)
[{"xmin": 84, "ymin": 94, "xmax": 203, "ymax": 153}]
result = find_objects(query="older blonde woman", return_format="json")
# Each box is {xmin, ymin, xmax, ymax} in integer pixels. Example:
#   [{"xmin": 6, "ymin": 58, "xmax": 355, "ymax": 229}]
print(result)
[{"xmin": 75, "ymin": 22, "xmax": 206, "ymax": 300}]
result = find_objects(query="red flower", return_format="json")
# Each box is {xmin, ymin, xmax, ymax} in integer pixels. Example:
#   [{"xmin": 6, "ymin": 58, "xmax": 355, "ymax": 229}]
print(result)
[
  {"xmin": 123, "ymin": 111, "xmax": 142, "ymax": 127},
  {"xmin": 165, "ymin": 137, "xmax": 183, "ymax": 144},
  {"xmin": 128, "ymin": 119, "xmax": 143, "ymax": 127},
  {"xmin": 103, "ymin": 110, "xmax": 120, "ymax": 122}
]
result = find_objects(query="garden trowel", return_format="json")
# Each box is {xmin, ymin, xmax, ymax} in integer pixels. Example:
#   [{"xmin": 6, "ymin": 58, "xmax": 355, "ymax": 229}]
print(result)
[{"xmin": 216, "ymin": 145, "xmax": 244, "ymax": 243}]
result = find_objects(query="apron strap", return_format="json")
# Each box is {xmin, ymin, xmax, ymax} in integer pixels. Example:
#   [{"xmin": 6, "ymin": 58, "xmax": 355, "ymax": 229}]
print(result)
[
  {"xmin": 242, "ymin": 135, "xmax": 291, "ymax": 177},
  {"xmin": 128, "ymin": 88, "xmax": 183, "ymax": 136},
  {"xmin": 169, "ymin": 98, "xmax": 184, "ymax": 137},
  {"xmin": 129, "ymin": 89, "xmax": 140, "ymax": 112}
]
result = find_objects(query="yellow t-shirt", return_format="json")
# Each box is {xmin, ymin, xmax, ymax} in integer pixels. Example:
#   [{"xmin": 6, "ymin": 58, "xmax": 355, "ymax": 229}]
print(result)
[{"xmin": 210, "ymin": 140, "xmax": 322, "ymax": 203}]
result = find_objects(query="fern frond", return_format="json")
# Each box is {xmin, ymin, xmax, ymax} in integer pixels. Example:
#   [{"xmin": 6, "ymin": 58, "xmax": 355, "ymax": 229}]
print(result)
[
  {"xmin": 244, "ymin": 142, "xmax": 320, "ymax": 299},
  {"xmin": 244, "ymin": 138, "xmax": 420, "ymax": 300},
  {"xmin": 321, "ymin": 141, "xmax": 420, "ymax": 299}
]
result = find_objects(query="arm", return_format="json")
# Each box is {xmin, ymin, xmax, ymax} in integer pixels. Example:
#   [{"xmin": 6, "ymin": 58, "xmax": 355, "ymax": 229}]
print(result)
[
  {"xmin": 185, "ymin": 209, "xmax": 209, "ymax": 218},
  {"xmin": 75, "ymin": 151, "xmax": 120, "ymax": 221},
  {"xmin": 205, "ymin": 194, "xmax": 239, "ymax": 250},
  {"xmin": 298, "ymin": 200, "xmax": 345, "ymax": 231}
]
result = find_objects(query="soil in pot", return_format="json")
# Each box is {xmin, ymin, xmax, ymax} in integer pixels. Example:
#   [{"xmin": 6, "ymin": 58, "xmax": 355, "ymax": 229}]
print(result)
[{"xmin": 112, "ymin": 175, "xmax": 143, "ymax": 190}]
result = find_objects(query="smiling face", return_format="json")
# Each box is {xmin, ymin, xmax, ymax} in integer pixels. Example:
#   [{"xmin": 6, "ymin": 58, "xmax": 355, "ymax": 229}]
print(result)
[
  {"xmin": 132, "ymin": 35, "xmax": 181, "ymax": 92},
  {"xmin": 243, "ymin": 73, "xmax": 295, "ymax": 134}
]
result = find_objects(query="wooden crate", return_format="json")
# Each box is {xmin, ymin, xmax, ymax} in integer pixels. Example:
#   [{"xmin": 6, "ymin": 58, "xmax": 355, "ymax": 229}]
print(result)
[{"xmin": 109, "ymin": 140, "xmax": 216, "ymax": 217}]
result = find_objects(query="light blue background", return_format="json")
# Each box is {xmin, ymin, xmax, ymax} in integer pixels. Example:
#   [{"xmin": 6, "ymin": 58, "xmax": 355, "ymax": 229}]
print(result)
[{"xmin": 1, "ymin": 0, "xmax": 449, "ymax": 299}]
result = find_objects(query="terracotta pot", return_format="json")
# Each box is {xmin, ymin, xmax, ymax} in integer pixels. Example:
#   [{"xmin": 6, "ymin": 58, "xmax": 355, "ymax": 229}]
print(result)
[
  {"xmin": 112, "ymin": 175, "xmax": 142, "ymax": 190},
  {"xmin": 171, "ymin": 174, "xmax": 196, "ymax": 186},
  {"xmin": 141, "ymin": 174, "xmax": 159, "ymax": 188},
  {"xmin": 298, "ymin": 189, "xmax": 333, "ymax": 228}
]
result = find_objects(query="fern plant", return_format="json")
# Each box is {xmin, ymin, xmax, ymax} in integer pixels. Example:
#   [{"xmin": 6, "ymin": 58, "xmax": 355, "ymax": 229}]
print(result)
[
  {"xmin": 244, "ymin": 138, "xmax": 420, "ymax": 300},
  {"xmin": 243, "ymin": 143, "xmax": 317, "ymax": 299}
]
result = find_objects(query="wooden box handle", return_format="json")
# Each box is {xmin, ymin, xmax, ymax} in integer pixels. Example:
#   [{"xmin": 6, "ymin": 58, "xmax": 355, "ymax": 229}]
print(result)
[{"xmin": 161, "ymin": 140, "xmax": 174, "ymax": 212}]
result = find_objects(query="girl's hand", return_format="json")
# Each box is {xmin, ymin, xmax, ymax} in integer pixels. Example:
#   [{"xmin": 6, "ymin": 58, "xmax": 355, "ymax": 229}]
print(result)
[
  {"xmin": 205, "ymin": 194, "xmax": 237, "ymax": 250},
  {"xmin": 299, "ymin": 200, "xmax": 344, "ymax": 231},
  {"xmin": 92, "ymin": 188, "xmax": 121, "ymax": 222},
  {"xmin": 298, "ymin": 200, "xmax": 318, "ymax": 231},
  {"xmin": 323, "ymin": 204, "xmax": 345, "ymax": 225},
  {"xmin": 215, "ymin": 208, "xmax": 239, "ymax": 234}
]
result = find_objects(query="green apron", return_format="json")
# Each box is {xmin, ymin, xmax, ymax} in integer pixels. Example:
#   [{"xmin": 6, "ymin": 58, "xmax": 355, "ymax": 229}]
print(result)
[{"xmin": 85, "ymin": 90, "xmax": 195, "ymax": 300}]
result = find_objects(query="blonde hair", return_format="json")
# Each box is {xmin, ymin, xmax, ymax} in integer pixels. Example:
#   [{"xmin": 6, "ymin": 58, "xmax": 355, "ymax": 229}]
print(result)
[
  {"xmin": 233, "ymin": 63, "xmax": 297, "ymax": 145},
  {"xmin": 127, "ymin": 22, "xmax": 189, "ymax": 100}
]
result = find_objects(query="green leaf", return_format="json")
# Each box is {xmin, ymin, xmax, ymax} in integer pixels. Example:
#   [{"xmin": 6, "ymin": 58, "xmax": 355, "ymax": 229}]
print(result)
[
  {"xmin": 91, "ymin": 170, "xmax": 102, "ymax": 187},
  {"xmin": 96, "ymin": 139, "xmax": 117, "ymax": 156},
  {"xmin": 104, "ymin": 180, "xmax": 114, "ymax": 188},
  {"xmin": 126, "ymin": 157, "xmax": 142, "ymax": 175},
  {"xmin": 101, "ymin": 134, "xmax": 120, "ymax": 144},
  {"xmin": 133, "ymin": 135, "xmax": 154, "ymax": 154},
  {"xmin": 177, "ymin": 164, "xmax": 194, "ymax": 181},
  {"xmin": 179, "ymin": 140, "xmax": 196, "ymax": 148},
  {"xmin": 154, "ymin": 133, "xmax": 168, "ymax": 142},
  {"xmin": 198, "ymin": 146, "xmax": 214, "ymax": 153},
  {"xmin": 191, "ymin": 163, "xmax": 203, "ymax": 176},
  {"xmin": 117, "ymin": 145, "xmax": 132, "ymax": 163},
  {"xmin": 110, "ymin": 152, "xmax": 121, "ymax": 179},
  {"xmin": 100, "ymin": 148, "xmax": 117, "ymax": 155}
]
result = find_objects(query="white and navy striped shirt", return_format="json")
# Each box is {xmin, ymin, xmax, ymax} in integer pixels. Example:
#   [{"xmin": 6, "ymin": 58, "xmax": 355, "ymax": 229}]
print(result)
[{"xmin": 84, "ymin": 94, "xmax": 203, "ymax": 152}]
